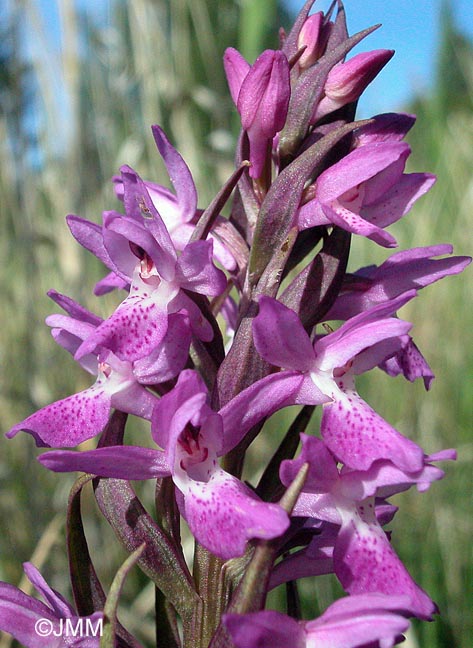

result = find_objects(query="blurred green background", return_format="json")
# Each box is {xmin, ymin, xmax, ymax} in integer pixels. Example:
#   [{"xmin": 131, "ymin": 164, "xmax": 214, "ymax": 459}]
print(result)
[{"xmin": 0, "ymin": 1, "xmax": 471, "ymax": 646}]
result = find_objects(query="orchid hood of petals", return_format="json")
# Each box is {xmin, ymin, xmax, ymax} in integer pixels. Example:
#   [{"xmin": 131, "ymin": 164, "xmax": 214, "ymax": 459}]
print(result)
[
  {"xmin": 338, "ymin": 449, "xmax": 457, "ymax": 501},
  {"xmin": 113, "ymin": 125, "xmax": 237, "ymax": 270},
  {"xmin": 353, "ymin": 112, "xmax": 417, "ymax": 146},
  {"xmin": 6, "ymin": 298, "xmax": 158, "ymax": 447},
  {"xmin": 298, "ymin": 141, "xmax": 435, "ymax": 246},
  {"xmin": 282, "ymin": 434, "xmax": 455, "ymax": 504},
  {"xmin": 73, "ymin": 179, "xmax": 226, "ymax": 362},
  {"xmin": 253, "ymin": 293, "xmax": 416, "ymax": 383},
  {"xmin": 151, "ymin": 370, "xmax": 289, "ymax": 558},
  {"xmin": 379, "ymin": 335, "xmax": 435, "ymax": 390},
  {"xmin": 281, "ymin": 435, "xmax": 440, "ymax": 619},
  {"xmin": 253, "ymin": 294, "xmax": 426, "ymax": 472}
]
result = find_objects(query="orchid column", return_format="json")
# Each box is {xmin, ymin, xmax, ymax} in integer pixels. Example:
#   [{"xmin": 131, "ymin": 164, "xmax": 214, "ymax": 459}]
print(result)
[{"xmin": 2, "ymin": 2, "xmax": 470, "ymax": 648}]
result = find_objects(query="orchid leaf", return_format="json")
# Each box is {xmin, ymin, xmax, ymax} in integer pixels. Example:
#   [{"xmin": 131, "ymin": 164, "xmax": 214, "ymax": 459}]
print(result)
[
  {"xmin": 282, "ymin": 226, "xmax": 325, "ymax": 279},
  {"xmin": 185, "ymin": 291, "xmax": 225, "ymax": 389},
  {"xmin": 232, "ymin": 132, "xmax": 260, "ymax": 237},
  {"xmin": 93, "ymin": 478, "xmax": 199, "ymax": 619},
  {"xmin": 67, "ymin": 474, "xmax": 106, "ymax": 615},
  {"xmin": 155, "ymin": 587, "xmax": 182, "ymax": 648},
  {"xmin": 100, "ymin": 544, "xmax": 146, "ymax": 648},
  {"xmin": 67, "ymin": 473, "xmax": 141, "ymax": 648}
]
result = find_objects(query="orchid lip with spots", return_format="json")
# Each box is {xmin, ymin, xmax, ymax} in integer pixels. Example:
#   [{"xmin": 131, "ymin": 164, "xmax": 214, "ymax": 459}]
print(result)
[{"xmin": 2, "ymin": 1, "xmax": 471, "ymax": 647}]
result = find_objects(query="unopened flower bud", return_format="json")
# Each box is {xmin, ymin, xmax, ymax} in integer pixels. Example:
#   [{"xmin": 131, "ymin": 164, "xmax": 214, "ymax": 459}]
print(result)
[
  {"xmin": 297, "ymin": 12, "xmax": 326, "ymax": 69},
  {"xmin": 312, "ymin": 49, "xmax": 394, "ymax": 122},
  {"xmin": 225, "ymin": 48, "xmax": 291, "ymax": 178}
]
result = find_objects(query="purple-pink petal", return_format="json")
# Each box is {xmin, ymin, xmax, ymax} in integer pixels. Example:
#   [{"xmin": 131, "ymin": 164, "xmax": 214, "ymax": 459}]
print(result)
[
  {"xmin": 360, "ymin": 148, "xmax": 409, "ymax": 205},
  {"xmin": 349, "ymin": 334, "xmax": 408, "ymax": 376},
  {"xmin": 269, "ymin": 527, "xmax": 336, "ymax": 589},
  {"xmin": 334, "ymin": 501, "xmax": 437, "ymax": 620},
  {"xmin": 223, "ymin": 47, "xmax": 250, "ymax": 105},
  {"xmin": 132, "ymin": 312, "xmax": 192, "ymax": 384},
  {"xmin": 168, "ymin": 291, "xmax": 214, "ymax": 342},
  {"xmin": 0, "ymin": 583, "xmax": 60, "ymax": 648},
  {"xmin": 315, "ymin": 142, "xmax": 410, "ymax": 204},
  {"xmin": 238, "ymin": 50, "xmax": 283, "ymax": 131},
  {"xmin": 380, "ymin": 336, "xmax": 435, "ymax": 390},
  {"xmin": 305, "ymin": 593, "xmax": 410, "ymax": 648},
  {"xmin": 23, "ymin": 563, "xmax": 74, "ymax": 619},
  {"xmin": 313, "ymin": 49, "xmax": 394, "ymax": 121},
  {"xmin": 253, "ymin": 297, "xmax": 315, "ymax": 371},
  {"xmin": 39, "ymin": 446, "xmax": 171, "ymax": 480},
  {"xmin": 321, "ymin": 385, "xmax": 425, "ymax": 471},
  {"xmin": 0, "ymin": 562, "xmax": 103, "ymax": 648},
  {"xmin": 224, "ymin": 594, "xmax": 411, "ymax": 648},
  {"xmin": 339, "ymin": 453, "xmax": 454, "ymax": 501},
  {"xmin": 151, "ymin": 369, "xmax": 209, "ymax": 449},
  {"xmin": 45, "ymin": 314, "xmax": 98, "ymax": 349},
  {"xmin": 66, "ymin": 214, "xmax": 111, "ymax": 269},
  {"xmin": 314, "ymin": 291, "xmax": 416, "ymax": 360},
  {"xmin": 377, "ymin": 244, "xmax": 471, "ymax": 288},
  {"xmin": 219, "ymin": 372, "xmax": 328, "ymax": 454},
  {"xmin": 120, "ymin": 165, "xmax": 177, "ymax": 279},
  {"xmin": 224, "ymin": 610, "xmax": 304, "ymax": 648},
  {"xmin": 236, "ymin": 49, "xmax": 290, "ymax": 178},
  {"xmin": 353, "ymin": 112, "xmax": 416, "ymax": 145},
  {"xmin": 280, "ymin": 434, "xmax": 339, "ymax": 493},
  {"xmin": 297, "ymin": 12, "xmax": 324, "ymax": 69},
  {"xmin": 94, "ymin": 270, "xmax": 129, "ymax": 296},
  {"xmin": 103, "ymin": 209, "xmax": 172, "ymax": 280},
  {"xmin": 321, "ymin": 200, "xmax": 398, "ymax": 247},
  {"xmin": 315, "ymin": 317, "xmax": 411, "ymax": 373},
  {"xmin": 361, "ymin": 172, "xmax": 436, "ymax": 227},
  {"xmin": 174, "ymin": 239, "xmax": 227, "ymax": 296},
  {"xmin": 47, "ymin": 290, "xmax": 102, "ymax": 327},
  {"xmin": 6, "ymin": 385, "xmax": 111, "ymax": 448},
  {"xmin": 75, "ymin": 295, "xmax": 168, "ymax": 362},
  {"xmin": 182, "ymin": 468, "xmax": 289, "ymax": 559},
  {"xmin": 110, "ymin": 381, "xmax": 158, "ymax": 421},
  {"xmin": 49, "ymin": 327, "xmax": 98, "ymax": 375},
  {"xmin": 151, "ymin": 125, "xmax": 198, "ymax": 219},
  {"xmin": 326, "ymin": 244, "xmax": 471, "ymax": 321},
  {"xmin": 291, "ymin": 492, "xmax": 341, "ymax": 524}
]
